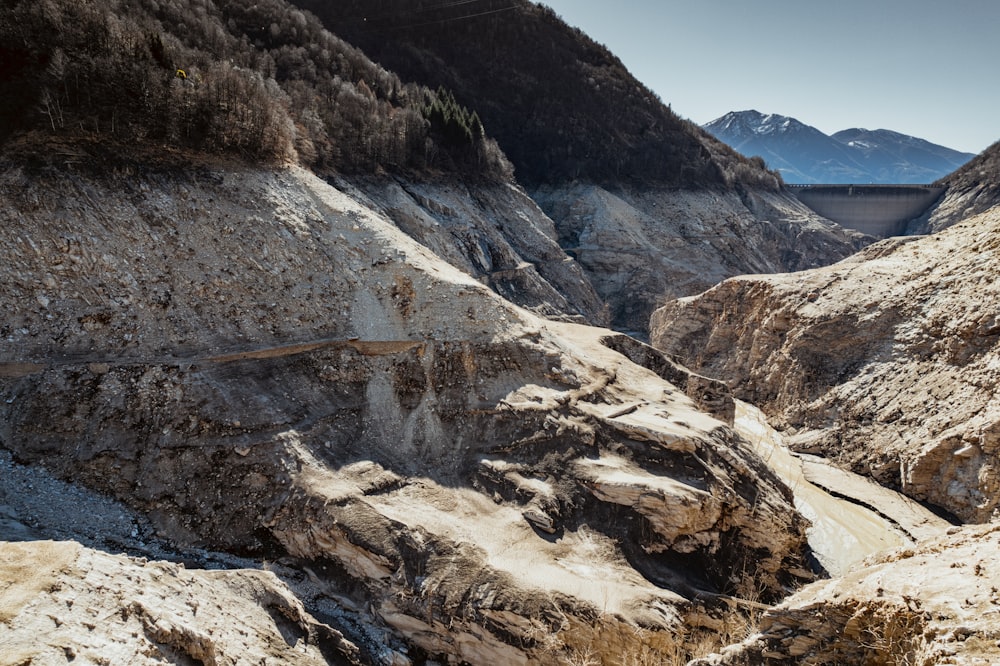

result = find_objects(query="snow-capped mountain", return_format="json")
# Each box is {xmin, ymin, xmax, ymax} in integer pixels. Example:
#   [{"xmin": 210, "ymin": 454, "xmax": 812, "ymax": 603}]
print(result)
[
  {"xmin": 831, "ymin": 128, "xmax": 976, "ymax": 183},
  {"xmin": 703, "ymin": 110, "xmax": 975, "ymax": 184}
]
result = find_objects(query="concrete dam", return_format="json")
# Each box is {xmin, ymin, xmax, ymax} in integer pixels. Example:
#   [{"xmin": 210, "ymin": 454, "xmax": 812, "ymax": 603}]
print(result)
[{"xmin": 787, "ymin": 184, "xmax": 946, "ymax": 237}]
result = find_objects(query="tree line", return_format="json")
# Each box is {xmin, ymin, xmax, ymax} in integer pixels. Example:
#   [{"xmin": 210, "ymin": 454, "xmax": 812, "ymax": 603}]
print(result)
[
  {"xmin": 0, "ymin": 0, "xmax": 512, "ymax": 179},
  {"xmin": 293, "ymin": 0, "xmax": 783, "ymax": 190}
]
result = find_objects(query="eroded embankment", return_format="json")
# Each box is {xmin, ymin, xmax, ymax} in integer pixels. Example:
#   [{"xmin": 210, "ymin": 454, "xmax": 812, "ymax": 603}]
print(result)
[
  {"xmin": 0, "ymin": 162, "xmax": 815, "ymax": 664},
  {"xmin": 651, "ymin": 209, "xmax": 1000, "ymax": 524}
]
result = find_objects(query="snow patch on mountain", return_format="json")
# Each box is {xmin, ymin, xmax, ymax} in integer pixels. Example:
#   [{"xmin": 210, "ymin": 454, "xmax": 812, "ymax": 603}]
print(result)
[{"xmin": 703, "ymin": 110, "xmax": 976, "ymax": 184}]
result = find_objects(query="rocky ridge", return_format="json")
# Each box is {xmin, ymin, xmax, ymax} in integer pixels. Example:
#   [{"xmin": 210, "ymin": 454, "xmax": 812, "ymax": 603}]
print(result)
[
  {"xmin": 0, "ymin": 159, "xmax": 813, "ymax": 664},
  {"xmin": 0, "ymin": 539, "xmax": 363, "ymax": 666},
  {"xmin": 651, "ymin": 206, "xmax": 1000, "ymax": 524}
]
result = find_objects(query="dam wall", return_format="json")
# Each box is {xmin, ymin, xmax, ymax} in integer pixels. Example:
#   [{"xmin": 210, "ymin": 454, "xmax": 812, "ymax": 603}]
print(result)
[{"xmin": 787, "ymin": 184, "xmax": 946, "ymax": 237}]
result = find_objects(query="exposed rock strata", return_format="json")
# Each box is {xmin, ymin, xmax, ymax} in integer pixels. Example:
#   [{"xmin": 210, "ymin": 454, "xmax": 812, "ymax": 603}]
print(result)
[
  {"xmin": 0, "ymin": 162, "xmax": 811, "ymax": 663},
  {"xmin": 732, "ymin": 401, "xmax": 949, "ymax": 579},
  {"xmin": 533, "ymin": 183, "xmax": 870, "ymax": 334},
  {"xmin": 651, "ymin": 207, "xmax": 1000, "ymax": 523},
  {"xmin": 692, "ymin": 524, "xmax": 1000, "ymax": 665}
]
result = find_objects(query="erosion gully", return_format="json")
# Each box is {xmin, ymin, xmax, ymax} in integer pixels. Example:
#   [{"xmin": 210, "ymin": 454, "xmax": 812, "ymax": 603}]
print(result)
[{"xmin": 734, "ymin": 401, "xmax": 950, "ymax": 578}]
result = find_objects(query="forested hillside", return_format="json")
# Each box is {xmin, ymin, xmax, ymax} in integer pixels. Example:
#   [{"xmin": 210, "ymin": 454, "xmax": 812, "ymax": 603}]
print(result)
[
  {"xmin": 0, "ymin": 0, "xmax": 785, "ymax": 190},
  {"xmin": 0, "ymin": 0, "xmax": 510, "ymax": 178},
  {"xmin": 293, "ymin": 0, "xmax": 783, "ymax": 190}
]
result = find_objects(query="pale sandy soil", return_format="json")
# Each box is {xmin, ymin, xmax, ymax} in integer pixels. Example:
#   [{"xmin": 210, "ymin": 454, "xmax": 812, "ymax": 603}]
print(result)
[{"xmin": 734, "ymin": 402, "xmax": 948, "ymax": 576}]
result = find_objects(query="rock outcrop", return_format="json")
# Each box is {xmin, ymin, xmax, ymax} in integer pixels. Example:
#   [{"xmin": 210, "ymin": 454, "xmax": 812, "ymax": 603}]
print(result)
[
  {"xmin": 534, "ymin": 184, "xmax": 870, "ymax": 334},
  {"xmin": 692, "ymin": 523, "xmax": 1000, "ymax": 666},
  {"xmin": 651, "ymin": 206, "xmax": 1000, "ymax": 523},
  {"xmin": 340, "ymin": 177, "xmax": 867, "ymax": 340},
  {"xmin": 0, "ymin": 159, "xmax": 811, "ymax": 663},
  {"xmin": 0, "ymin": 540, "xmax": 363, "ymax": 665},
  {"xmin": 732, "ymin": 401, "xmax": 950, "ymax": 579}
]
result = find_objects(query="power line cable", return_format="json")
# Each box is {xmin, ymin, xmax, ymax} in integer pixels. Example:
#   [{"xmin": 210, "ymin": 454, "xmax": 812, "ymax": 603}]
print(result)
[
  {"xmin": 338, "ymin": 0, "xmax": 501, "ymax": 23},
  {"xmin": 377, "ymin": 5, "xmax": 519, "ymax": 30}
]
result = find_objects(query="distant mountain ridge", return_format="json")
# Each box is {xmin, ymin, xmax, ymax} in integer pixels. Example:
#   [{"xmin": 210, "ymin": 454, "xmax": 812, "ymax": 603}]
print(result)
[{"xmin": 704, "ymin": 110, "xmax": 975, "ymax": 184}]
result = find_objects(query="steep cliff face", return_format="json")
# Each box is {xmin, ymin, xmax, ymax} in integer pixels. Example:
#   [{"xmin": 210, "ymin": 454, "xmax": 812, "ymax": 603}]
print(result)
[
  {"xmin": 534, "ymin": 184, "xmax": 870, "ymax": 334},
  {"xmin": 0, "ymin": 159, "xmax": 811, "ymax": 663},
  {"xmin": 651, "ymin": 207, "xmax": 1000, "ymax": 523}
]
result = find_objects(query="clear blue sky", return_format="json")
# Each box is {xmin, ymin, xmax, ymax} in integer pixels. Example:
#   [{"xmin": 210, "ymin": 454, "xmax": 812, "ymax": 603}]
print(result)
[{"xmin": 538, "ymin": 0, "xmax": 999, "ymax": 154}]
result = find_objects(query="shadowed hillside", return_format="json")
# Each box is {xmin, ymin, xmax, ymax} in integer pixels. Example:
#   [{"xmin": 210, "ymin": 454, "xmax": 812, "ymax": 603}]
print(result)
[
  {"xmin": 0, "ymin": 0, "xmax": 510, "ymax": 179},
  {"xmin": 292, "ymin": 0, "xmax": 783, "ymax": 190}
]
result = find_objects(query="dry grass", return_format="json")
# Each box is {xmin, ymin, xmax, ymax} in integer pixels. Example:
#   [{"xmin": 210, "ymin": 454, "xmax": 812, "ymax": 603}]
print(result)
[
  {"xmin": 854, "ymin": 605, "xmax": 932, "ymax": 666},
  {"xmin": 546, "ymin": 588, "xmax": 772, "ymax": 666}
]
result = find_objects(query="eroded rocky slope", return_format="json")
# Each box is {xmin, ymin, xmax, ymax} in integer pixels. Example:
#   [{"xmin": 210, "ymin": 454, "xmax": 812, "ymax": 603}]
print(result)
[
  {"xmin": 341, "ymin": 177, "xmax": 608, "ymax": 326},
  {"xmin": 289, "ymin": 0, "xmax": 872, "ymax": 337},
  {"xmin": 651, "ymin": 206, "xmax": 1000, "ymax": 524},
  {"xmin": 0, "ymin": 159, "xmax": 813, "ymax": 664},
  {"xmin": 909, "ymin": 141, "xmax": 1000, "ymax": 234},
  {"xmin": 533, "ymin": 184, "xmax": 869, "ymax": 334},
  {"xmin": 693, "ymin": 524, "xmax": 1000, "ymax": 666},
  {"xmin": 0, "ymin": 539, "xmax": 362, "ymax": 665}
]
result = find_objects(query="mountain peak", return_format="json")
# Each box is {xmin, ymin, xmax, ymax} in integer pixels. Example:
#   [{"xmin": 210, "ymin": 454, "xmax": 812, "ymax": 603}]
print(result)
[
  {"xmin": 705, "ymin": 110, "xmax": 812, "ymax": 140},
  {"xmin": 704, "ymin": 111, "xmax": 976, "ymax": 184}
]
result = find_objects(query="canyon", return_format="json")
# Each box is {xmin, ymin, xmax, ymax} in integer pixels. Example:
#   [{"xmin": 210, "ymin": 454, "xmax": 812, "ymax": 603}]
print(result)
[
  {"xmin": 651, "ymin": 206, "xmax": 1000, "ymax": 525},
  {"xmin": 0, "ymin": 159, "xmax": 822, "ymax": 664},
  {"xmin": 650, "ymin": 147, "xmax": 1000, "ymax": 664},
  {"xmin": 3, "ymin": 142, "xmax": 996, "ymax": 664},
  {"xmin": 1, "ymin": 0, "xmax": 998, "ymax": 663}
]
